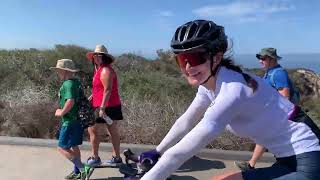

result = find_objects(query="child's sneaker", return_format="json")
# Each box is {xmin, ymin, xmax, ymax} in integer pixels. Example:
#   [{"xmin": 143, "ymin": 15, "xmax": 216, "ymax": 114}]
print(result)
[
  {"xmin": 80, "ymin": 165, "xmax": 91, "ymax": 180},
  {"xmin": 87, "ymin": 156, "xmax": 102, "ymax": 167},
  {"xmin": 105, "ymin": 156, "xmax": 123, "ymax": 167},
  {"xmin": 64, "ymin": 171, "xmax": 80, "ymax": 179}
]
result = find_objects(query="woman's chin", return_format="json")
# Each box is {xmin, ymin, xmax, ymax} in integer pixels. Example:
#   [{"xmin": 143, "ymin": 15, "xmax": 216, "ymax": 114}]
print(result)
[
  {"xmin": 187, "ymin": 78, "xmax": 202, "ymax": 86},
  {"xmin": 185, "ymin": 72, "xmax": 208, "ymax": 86}
]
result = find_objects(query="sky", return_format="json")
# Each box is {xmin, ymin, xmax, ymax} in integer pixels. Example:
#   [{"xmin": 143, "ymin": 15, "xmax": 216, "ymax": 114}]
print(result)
[{"xmin": 0, "ymin": 0, "xmax": 320, "ymax": 57}]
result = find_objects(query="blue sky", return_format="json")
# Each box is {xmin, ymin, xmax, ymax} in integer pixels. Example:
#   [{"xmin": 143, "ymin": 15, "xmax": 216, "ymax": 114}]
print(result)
[{"xmin": 0, "ymin": 0, "xmax": 319, "ymax": 57}]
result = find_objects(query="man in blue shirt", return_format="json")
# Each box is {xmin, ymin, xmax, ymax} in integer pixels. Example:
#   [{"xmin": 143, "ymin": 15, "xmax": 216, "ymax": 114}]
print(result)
[{"xmin": 258, "ymin": 48, "xmax": 292, "ymax": 99}]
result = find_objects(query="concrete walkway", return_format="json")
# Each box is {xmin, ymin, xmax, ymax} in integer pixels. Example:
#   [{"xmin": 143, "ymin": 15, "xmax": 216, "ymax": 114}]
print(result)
[{"xmin": 0, "ymin": 136, "xmax": 274, "ymax": 180}]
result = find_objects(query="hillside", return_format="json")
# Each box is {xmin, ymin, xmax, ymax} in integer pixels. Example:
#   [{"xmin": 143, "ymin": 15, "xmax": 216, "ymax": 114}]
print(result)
[{"xmin": 0, "ymin": 45, "xmax": 319, "ymax": 151}]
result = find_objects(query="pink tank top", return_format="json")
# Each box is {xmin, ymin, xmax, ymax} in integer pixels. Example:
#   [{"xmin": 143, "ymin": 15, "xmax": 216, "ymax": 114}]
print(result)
[{"xmin": 92, "ymin": 64, "xmax": 121, "ymax": 108}]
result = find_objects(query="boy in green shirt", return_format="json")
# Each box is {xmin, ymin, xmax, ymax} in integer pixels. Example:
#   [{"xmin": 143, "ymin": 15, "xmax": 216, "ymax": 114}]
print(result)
[{"xmin": 50, "ymin": 59, "xmax": 91, "ymax": 180}]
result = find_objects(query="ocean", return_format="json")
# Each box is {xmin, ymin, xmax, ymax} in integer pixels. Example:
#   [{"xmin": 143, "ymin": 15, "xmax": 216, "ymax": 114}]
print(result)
[{"xmin": 234, "ymin": 54, "xmax": 320, "ymax": 73}]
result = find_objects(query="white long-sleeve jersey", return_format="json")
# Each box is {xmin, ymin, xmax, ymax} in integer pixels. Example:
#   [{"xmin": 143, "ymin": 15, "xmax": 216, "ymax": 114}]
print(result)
[{"xmin": 141, "ymin": 67, "xmax": 320, "ymax": 180}]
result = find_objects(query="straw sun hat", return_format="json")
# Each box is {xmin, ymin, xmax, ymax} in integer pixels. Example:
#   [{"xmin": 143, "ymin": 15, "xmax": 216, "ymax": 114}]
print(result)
[
  {"xmin": 49, "ymin": 59, "xmax": 79, "ymax": 72},
  {"xmin": 86, "ymin": 44, "xmax": 115, "ymax": 62}
]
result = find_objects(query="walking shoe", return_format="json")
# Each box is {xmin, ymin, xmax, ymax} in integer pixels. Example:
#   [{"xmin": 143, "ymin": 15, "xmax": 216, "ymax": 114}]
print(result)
[
  {"xmin": 105, "ymin": 156, "xmax": 123, "ymax": 167},
  {"xmin": 80, "ymin": 165, "xmax": 91, "ymax": 180},
  {"xmin": 86, "ymin": 156, "xmax": 102, "ymax": 167},
  {"xmin": 234, "ymin": 161, "xmax": 255, "ymax": 171},
  {"xmin": 64, "ymin": 171, "xmax": 80, "ymax": 179}
]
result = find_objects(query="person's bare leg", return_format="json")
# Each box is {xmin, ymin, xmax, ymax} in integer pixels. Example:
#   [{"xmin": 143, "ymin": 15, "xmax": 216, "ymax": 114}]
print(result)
[
  {"xmin": 210, "ymin": 171, "xmax": 243, "ymax": 180},
  {"xmin": 58, "ymin": 146, "xmax": 84, "ymax": 172},
  {"xmin": 107, "ymin": 121, "xmax": 121, "ymax": 157},
  {"xmin": 88, "ymin": 124, "xmax": 100, "ymax": 158},
  {"xmin": 248, "ymin": 144, "xmax": 266, "ymax": 167},
  {"xmin": 58, "ymin": 147, "xmax": 75, "ymax": 160},
  {"xmin": 72, "ymin": 146, "xmax": 81, "ymax": 159}
]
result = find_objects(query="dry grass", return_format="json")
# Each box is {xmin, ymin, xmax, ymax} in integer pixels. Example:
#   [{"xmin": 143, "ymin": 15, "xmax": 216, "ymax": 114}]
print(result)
[
  {"xmin": 0, "ymin": 102, "xmax": 58, "ymax": 138},
  {"xmin": 0, "ymin": 85, "xmax": 59, "ymax": 139},
  {"xmin": 118, "ymin": 95, "xmax": 187, "ymax": 145},
  {"xmin": 0, "ymin": 88, "xmax": 255, "ymax": 151}
]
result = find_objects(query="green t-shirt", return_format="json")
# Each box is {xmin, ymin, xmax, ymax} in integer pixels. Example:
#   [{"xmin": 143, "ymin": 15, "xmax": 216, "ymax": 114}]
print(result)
[{"xmin": 59, "ymin": 79, "xmax": 81, "ymax": 126}]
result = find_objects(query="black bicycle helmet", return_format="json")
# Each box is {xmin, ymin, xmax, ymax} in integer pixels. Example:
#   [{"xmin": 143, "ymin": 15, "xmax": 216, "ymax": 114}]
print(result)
[{"xmin": 171, "ymin": 19, "xmax": 227, "ymax": 54}]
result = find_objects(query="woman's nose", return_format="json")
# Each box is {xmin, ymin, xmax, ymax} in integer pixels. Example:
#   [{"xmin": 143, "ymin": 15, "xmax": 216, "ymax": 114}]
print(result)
[{"xmin": 185, "ymin": 62, "xmax": 192, "ymax": 70}]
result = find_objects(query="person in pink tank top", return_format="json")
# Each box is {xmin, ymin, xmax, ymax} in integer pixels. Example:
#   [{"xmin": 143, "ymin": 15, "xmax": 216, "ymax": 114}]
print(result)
[{"xmin": 85, "ymin": 45, "xmax": 124, "ymax": 167}]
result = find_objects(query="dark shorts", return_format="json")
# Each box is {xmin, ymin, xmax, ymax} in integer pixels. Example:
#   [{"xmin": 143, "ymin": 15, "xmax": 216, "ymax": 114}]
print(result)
[
  {"xmin": 58, "ymin": 121, "xmax": 84, "ymax": 149},
  {"xmin": 95, "ymin": 105, "xmax": 123, "ymax": 123},
  {"xmin": 242, "ymin": 151, "xmax": 320, "ymax": 180}
]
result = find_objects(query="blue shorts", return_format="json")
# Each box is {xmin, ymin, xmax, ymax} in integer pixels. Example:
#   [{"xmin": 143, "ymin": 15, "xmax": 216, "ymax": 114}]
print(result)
[
  {"xmin": 242, "ymin": 151, "xmax": 320, "ymax": 180},
  {"xmin": 58, "ymin": 121, "xmax": 84, "ymax": 149}
]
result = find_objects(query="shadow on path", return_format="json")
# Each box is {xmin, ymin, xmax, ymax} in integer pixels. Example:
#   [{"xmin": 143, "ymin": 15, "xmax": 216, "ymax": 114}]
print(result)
[
  {"xmin": 177, "ymin": 156, "xmax": 226, "ymax": 173},
  {"xmin": 91, "ymin": 156, "xmax": 225, "ymax": 179}
]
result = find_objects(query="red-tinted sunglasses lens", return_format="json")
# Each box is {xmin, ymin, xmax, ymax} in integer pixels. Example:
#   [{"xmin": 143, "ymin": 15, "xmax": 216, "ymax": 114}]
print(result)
[{"xmin": 176, "ymin": 53, "xmax": 206, "ymax": 68}]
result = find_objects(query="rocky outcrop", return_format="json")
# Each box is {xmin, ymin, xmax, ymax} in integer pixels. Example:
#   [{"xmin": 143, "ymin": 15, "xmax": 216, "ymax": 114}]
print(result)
[
  {"xmin": 0, "ymin": 101, "xmax": 4, "ymax": 109},
  {"xmin": 295, "ymin": 68, "xmax": 320, "ymax": 98}
]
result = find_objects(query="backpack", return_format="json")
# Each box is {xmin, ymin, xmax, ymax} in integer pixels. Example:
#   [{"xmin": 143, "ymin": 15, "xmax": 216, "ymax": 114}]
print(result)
[
  {"xmin": 290, "ymin": 86, "xmax": 301, "ymax": 105},
  {"xmin": 269, "ymin": 68, "xmax": 301, "ymax": 105},
  {"xmin": 77, "ymin": 85, "xmax": 94, "ymax": 129}
]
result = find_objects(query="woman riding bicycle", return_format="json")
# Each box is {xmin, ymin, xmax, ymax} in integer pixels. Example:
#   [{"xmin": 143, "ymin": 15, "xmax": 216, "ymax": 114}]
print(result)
[{"xmin": 139, "ymin": 19, "xmax": 320, "ymax": 180}]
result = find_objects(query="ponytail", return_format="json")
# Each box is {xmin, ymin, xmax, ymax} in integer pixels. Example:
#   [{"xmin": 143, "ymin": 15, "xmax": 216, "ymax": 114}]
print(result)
[{"xmin": 220, "ymin": 58, "xmax": 258, "ymax": 92}]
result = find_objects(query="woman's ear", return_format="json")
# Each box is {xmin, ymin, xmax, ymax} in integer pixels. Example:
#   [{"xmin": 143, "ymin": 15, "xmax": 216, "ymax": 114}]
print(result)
[{"xmin": 213, "ymin": 52, "xmax": 224, "ymax": 63}]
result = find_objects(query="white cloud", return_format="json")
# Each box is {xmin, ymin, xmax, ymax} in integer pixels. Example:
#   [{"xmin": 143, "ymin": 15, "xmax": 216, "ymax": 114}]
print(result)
[
  {"xmin": 264, "ymin": 4, "xmax": 294, "ymax": 13},
  {"xmin": 159, "ymin": 11, "xmax": 174, "ymax": 17},
  {"xmin": 153, "ymin": 10, "xmax": 175, "ymax": 31},
  {"xmin": 237, "ymin": 16, "xmax": 261, "ymax": 23},
  {"xmin": 193, "ymin": 2, "xmax": 258, "ymax": 17},
  {"xmin": 192, "ymin": 1, "xmax": 295, "ymax": 23}
]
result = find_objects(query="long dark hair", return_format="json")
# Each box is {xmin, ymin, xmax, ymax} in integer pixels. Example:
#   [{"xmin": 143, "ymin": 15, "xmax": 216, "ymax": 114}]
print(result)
[
  {"xmin": 220, "ymin": 56, "xmax": 258, "ymax": 92},
  {"xmin": 100, "ymin": 54, "xmax": 113, "ymax": 65},
  {"xmin": 92, "ymin": 54, "xmax": 113, "ymax": 72},
  {"xmin": 210, "ymin": 39, "xmax": 258, "ymax": 92}
]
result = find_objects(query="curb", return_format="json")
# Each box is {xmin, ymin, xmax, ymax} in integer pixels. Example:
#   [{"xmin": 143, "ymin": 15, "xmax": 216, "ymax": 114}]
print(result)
[{"xmin": 0, "ymin": 136, "xmax": 275, "ymax": 163}]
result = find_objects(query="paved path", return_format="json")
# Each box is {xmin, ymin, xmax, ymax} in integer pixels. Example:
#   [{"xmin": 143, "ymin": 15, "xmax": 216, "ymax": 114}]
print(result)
[
  {"xmin": 0, "ymin": 136, "xmax": 275, "ymax": 180},
  {"xmin": 0, "ymin": 144, "xmax": 272, "ymax": 180}
]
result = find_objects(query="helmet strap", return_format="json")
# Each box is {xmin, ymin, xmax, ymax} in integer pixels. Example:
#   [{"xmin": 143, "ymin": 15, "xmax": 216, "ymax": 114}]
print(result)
[{"xmin": 200, "ymin": 52, "xmax": 220, "ymax": 85}]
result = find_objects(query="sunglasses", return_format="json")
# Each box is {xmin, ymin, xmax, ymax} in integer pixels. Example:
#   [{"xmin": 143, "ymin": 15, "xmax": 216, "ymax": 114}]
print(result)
[
  {"xmin": 93, "ymin": 54, "xmax": 104, "ymax": 58},
  {"xmin": 175, "ymin": 52, "xmax": 208, "ymax": 68},
  {"xmin": 259, "ymin": 56, "xmax": 269, "ymax": 61}
]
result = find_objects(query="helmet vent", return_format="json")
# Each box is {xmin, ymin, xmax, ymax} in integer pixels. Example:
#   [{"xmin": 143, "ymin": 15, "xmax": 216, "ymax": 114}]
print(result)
[
  {"xmin": 187, "ymin": 23, "xmax": 198, "ymax": 40},
  {"xmin": 174, "ymin": 27, "xmax": 181, "ymax": 41},
  {"xmin": 179, "ymin": 26, "xmax": 187, "ymax": 42},
  {"xmin": 197, "ymin": 22, "xmax": 210, "ymax": 38}
]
